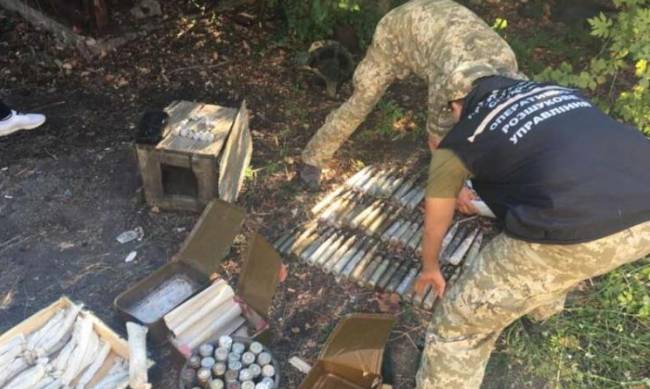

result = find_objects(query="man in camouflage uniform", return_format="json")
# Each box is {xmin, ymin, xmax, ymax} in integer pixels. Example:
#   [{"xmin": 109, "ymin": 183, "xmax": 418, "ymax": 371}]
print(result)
[
  {"xmin": 413, "ymin": 73, "xmax": 650, "ymax": 388},
  {"xmin": 300, "ymin": 0, "xmax": 521, "ymax": 188}
]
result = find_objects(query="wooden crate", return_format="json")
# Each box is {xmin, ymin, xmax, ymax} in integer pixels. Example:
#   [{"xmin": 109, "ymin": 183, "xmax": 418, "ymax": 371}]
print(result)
[
  {"xmin": 137, "ymin": 100, "xmax": 251, "ymax": 212},
  {"xmin": 0, "ymin": 296, "xmax": 153, "ymax": 387}
]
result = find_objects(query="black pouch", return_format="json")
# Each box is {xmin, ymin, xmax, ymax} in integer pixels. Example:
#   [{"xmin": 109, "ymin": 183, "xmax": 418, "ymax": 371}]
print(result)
[{"xmin": 136, "ymin": 110, "xmax": 169, "ymax": 145}]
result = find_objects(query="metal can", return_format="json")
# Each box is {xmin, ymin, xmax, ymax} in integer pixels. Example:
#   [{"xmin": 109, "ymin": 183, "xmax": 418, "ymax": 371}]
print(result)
[
  {"xmin": 248, "ymin": 341, "xmax": 263, "ymax": 355},
  {"xmin": 201, "ymin": 357, "xmax": 216, "ymax": 369},
  {"xmin": 261, "ymin": 364, "xmax": 275, "ymax": 378},
  {"xmin": 199, "ymin": 343, "xmax": 215, "ymax": 358},
  {"xmin": 215, "ymin": 347, "xmax": 229, "ymax": 362},
  {"xmin": 256, "ymin": 352, "xmax": 272, "ymax": 366},
  {"xmin": 232, "ymin": 342, "xmax": 246, "ymax": 354},
  {"xmin": 241, "ymin": 352, "xmax": 255, "ymax": 366},
  {"xmin": 218, "ymin": 335, "xmax": 233, "ymax": 350},
  {"xmin": 212, "ymin": 362, "xmax": 227, "ymax": 377}
]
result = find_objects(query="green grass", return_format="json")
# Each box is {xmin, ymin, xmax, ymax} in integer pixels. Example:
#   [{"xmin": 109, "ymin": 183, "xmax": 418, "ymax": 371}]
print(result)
[{"xmin": 497, "ymin": 259, "xmax": 650, "ymax": 388}]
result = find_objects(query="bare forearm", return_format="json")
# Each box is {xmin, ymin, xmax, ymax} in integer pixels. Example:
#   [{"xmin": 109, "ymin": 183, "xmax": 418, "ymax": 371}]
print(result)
[{"xmin": 421, "ymin": 198, "xmax": 456, "ymax": 271}]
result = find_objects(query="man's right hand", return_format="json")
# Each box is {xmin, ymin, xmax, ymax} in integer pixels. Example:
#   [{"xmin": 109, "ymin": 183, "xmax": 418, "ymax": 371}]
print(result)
[{"xmin": 415, "ymin": 267, "xmax": 446, "ymax": 298}]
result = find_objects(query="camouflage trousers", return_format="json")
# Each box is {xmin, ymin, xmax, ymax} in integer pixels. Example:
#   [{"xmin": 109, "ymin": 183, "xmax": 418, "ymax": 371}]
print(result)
[{"xmin": 415, "ymin": 220, "xmax": 650, "ymax": 389}]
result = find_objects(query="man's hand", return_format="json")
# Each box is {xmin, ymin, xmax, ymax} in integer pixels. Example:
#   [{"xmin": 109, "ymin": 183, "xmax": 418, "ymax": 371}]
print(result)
[
  {"xmin": 456, "ymin": 186, "xmax": 478, "ymax": 215},
  {"xmin": 415, "ymin": 266, "xmax": 446, "ymax": 298}
]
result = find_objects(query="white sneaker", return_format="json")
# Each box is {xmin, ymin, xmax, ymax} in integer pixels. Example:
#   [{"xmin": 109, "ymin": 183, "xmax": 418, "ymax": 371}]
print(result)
[{"xmin": 0, "ymin": 110, "xmax": 47, "ymax": 137}]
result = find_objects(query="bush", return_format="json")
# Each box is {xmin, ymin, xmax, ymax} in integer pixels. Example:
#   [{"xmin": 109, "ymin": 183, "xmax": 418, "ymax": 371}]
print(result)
[
  {"xmin": 535, "ymin": 0, "xmax": 650, "ymax": 134},
  {"xmin": 275, "ymin": 0, "xmax": 402, "ymax": 48}
]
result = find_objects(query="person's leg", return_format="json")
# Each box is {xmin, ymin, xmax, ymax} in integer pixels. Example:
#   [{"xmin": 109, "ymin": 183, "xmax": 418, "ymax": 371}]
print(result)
[
  {"xmin": 0, "ymin": 100, "xmax": 11, "ymax": 120},
  {"xmin": 416, "ymin": 220, "xmax": 650, "ymax": 389},
  {"xmin": 527, "ymin": 293, "xmax": 567, "ymax": 322}
]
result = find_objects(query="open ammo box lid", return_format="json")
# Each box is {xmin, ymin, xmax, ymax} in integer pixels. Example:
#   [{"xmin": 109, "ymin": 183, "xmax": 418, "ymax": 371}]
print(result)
[
  {"xmin": 175, "ymin": 198, "xmax": 247, "ymax": 275},
  {"xmin": 236, "ymin": 231, "xmax": 283, "ymax": 319},
  {"xmin": 169, "ymin": 231, "xmax": 283, "ymax": 356},
  {"xmin": 299, "ymin": 314, "xmax": 396, "ymax": 389},
  {"xmin": 114, "ymin": 199, "xmax": 245, "ymax": 341}
]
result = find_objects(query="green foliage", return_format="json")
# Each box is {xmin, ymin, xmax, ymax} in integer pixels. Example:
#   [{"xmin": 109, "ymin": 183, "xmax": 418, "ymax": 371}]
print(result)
[
  {"xmin": 502, "ymin": 259, "xmax": 650, "ymax": 387},
  {"xmin": 536, "ymin": 0, "xmax": 650, "ymax": 134},
  {"xmin": 276, "ymin": 0, "xmax": 402, "ymax": 48}
]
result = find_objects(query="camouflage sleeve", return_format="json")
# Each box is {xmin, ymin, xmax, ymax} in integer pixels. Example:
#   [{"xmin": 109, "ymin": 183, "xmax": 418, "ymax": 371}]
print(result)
[{"xmin": 301, "ymin": 21, "xmax": 399, "ymax": 168}]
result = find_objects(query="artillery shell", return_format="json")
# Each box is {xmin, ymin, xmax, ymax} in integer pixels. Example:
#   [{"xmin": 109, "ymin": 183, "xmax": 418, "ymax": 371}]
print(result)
[
  {"xmin": 423, "ymin": 288, "xmax": 437, "ymax": 310},
  {"xmin": 389, "ymin": 220, "xmax": 411, "ymax": 244},
  {"xmin": 287, "ymin": 223, "xmax": 319, "ymax": 255},
  {"xmin": 377, "ymin": 260, "xmax": 401, "ymax": 289},
  {"xmin": 201, "ymin": 357, "xmax": 216, "ymax": 369},
  {"xmin": 350, "ymin": 200, "xmax": 380, "ymax": 229},
  {"xmin": 398, "ymin": 185, "xmax": 418, "ymax": 206},
  {"xmin": 189, "ymin": 355, "xmax": 202, "ymax": 369},
  {"xmin": 331, "ymin": 238, "xmax": 365, "ymax": 274},
  {"xmin": 278, "ymin": 233, "xmax": 297, "ymax": 254},
  {"xmin": 300, "ymin": 228, "xmax": 333, "ymax": 261},
  {"xmin": 227, "ymin": 383, "xmax": 241, "ymax": 389},
  {"xmin": 239, "ymin": 368, "xmax": 253, "ymax": 381},
  {"xmin": 262, "ymin": 364, "xmax": 276, "ymax": 378},
  {"xmin": 306, "ymin": 231, "xmax": 340, "ymax": 263},
  {"xmin": 441, "ymin": 226, "xmax": 467, "ymax": 263},
  {"xmin": 407, "ymin": 225, "xmax": 423, "ymax": 250},
  {"xmin": 464, "ymin": 232, "xmax": 483, "ymax": 267},
  {"xmin": 403, "ymin": 269, "xmax": 422, "ymax": 298},
  {"xmin": 314, "ymin": 233, "xmax": 347, "ymax": 266},
  {"xmin": 448, "ymin": 228, "xmax": 479, "ymax": 266},
  {"xmin": 407, "ymin": 187, "xmax": 426, "ymax": 209},
  {"xmin": 401, "ymin": 220, "xmax": 422, "ymax": 246},
  {"xmin": 393, "ymin": 176, "xmax": 418, "ymax": 201},
  {"xmin": 210, "ymin": 379, "xmax": 225, "ymax": 389},
  {"xmin": 248, "ymin": 363, "xmax": 262, "ymax": 378},
  {"xmin": 357, "ymin": 255, "xmax": 382, "ymax": 284},
  {"xmin": 311, "ymin": 186, "xmax": 345, "ymax": 215},
  {"xmin": 197, "ymin": 368, "xmax": 212, "ymax": 384},
  {"xmin": 348, "ymin": 165, "xmax": 374, "ymax": 189},
  {"xmin": 257, "ymin": 351, "xmax": 272, "ymax": 366},
  {"xmin": 412, "ymin": 285, "xmax": 431, "ymax": 306},
  {"xmin": 272, "ymin": 230, "xmax": 292, "ymax": 250},
  {"xmin": 340, "ymin": 199, "xmax": 370, "ymax": 226},
  {"xmin": 360, "ymin": 169, "xmax": 381, "ymax": 193},
  {"xmin": 385, "ymin": 175, "xmax": 406, "ymax": 197},
  {"xmin": 224, "ymin": 369, "xmax": 239, "ymax": 383},
  {"xmin": 322, "ymin": 235, "xmax": 357, "ymax": 270},
  {"xmin": 343, "ymin": 243, "xmax": 378, "ymax": 279},
  {"xmin": 218, "ymin": 336, "xmax": 233, "ymax": 350},
  {"xmin": 366, "ymin": 206, "xmax": 392, "ymax": 235},
  {"xmin": 241, "ymin": 352, "xmax": 256, "ymax": 366},
  {"xmin": 215, "ymin": 347, "xmax": 229, "ymax": 362},
  {"xmin": 319, "ymin": 191, "xmax": 353, "ymax": 222},
  {"xmin": 368, "ymin": 258, "xmax": 391, "ymax": 287},
  {"xmin": 381, "ymin": 220, "xmax": 401, "ymax": 241},
  {"xmin": 360, "ymin": 201, "xmax": 390, "ymax": 230},
  {"xmin": 439, "ymin": 222, "xmax": 459, "ymax": 253},
  {"xmin": 249, "ymin": 341, "xmax": 264, "ymax": 355},
  {"xmin": 331, "ymin": 192, "xmax": 364, "ymax": 225},
  {"xmin": 212, "ymin": 362, "xmax": 227, "ymax": 377},
  {"xmin": 228, "ymin": 360, "xmax": 242, "ymax": 371},
  {"xmin": 241, "ymin": 382, "xmax": 255, "ymax": 389},
  {"xmin": 396, "ymin": 266, "xmax": 420, "ymax": 296},
  {"xmin": 386, "ymin": 262, "xmax": 411, "ymax": 292}
]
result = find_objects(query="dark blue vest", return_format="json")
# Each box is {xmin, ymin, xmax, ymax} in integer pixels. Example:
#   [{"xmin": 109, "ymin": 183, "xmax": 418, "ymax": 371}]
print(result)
[{"xmin": 441, "ymin": 77, "xmax": 650, "ymax": 243}]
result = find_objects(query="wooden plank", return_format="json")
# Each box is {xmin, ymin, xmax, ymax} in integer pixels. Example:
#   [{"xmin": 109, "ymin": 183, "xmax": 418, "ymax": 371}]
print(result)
[
  {"xmin": 218, "ymin": 100, "xmax": 252, "ymax": 203},
  {"xmin": 158, "ymin": 101, "xmax": 237, "ymax": 156}
]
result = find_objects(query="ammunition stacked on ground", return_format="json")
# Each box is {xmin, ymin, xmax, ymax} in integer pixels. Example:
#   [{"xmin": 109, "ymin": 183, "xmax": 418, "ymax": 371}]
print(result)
[
  {"xmin": 274, "ymin": 163, "xmax": 491, "ymax": 311},
  {"xmin": 180, "ymin": 336, "xmax": 277, "ymax": 389},
  {"xmin": 164, "ymin": 280, "xmax": 246, "ymax": 351}
]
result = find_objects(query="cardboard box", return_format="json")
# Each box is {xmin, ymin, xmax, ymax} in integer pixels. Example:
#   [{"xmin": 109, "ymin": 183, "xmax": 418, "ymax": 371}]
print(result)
[
  {"xmin": 300, "ymin": 314, "xmax": 396, "ymax": 389},
  {"xmin": 136, "ymin": 100, "xmax": 252, "ymax": 212},
  {"xmin": 114, "ymin": 198, "xmax": 283, "ymax": 354},
  {"xmin": 0, "ymin": 296, "xmax": 153, "ymax": 387}
]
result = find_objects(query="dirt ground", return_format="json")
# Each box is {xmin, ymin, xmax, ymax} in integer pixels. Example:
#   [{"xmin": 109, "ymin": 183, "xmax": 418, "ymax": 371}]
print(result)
[{"xmin": 0, "ymin": 1, "xmax": 577, "ymax": 387}]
